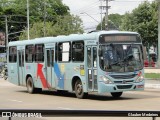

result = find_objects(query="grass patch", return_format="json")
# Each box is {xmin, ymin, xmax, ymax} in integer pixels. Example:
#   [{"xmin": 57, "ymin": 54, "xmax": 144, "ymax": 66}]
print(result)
[{"xmin": 145, "ymin": 73, "xmax": 160, "ymax": 79}]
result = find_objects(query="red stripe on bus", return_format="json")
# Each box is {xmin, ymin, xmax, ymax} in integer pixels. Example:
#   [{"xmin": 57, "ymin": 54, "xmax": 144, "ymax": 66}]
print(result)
[{"xmin": 37, "ymin": 63, "xmax": 51, "ymax": 88}]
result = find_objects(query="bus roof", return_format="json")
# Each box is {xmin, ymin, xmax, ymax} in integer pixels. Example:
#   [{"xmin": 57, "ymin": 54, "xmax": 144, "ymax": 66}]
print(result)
[{"xmin": 8, "ymin": 31, "xmax": 139, "ymax": 46}]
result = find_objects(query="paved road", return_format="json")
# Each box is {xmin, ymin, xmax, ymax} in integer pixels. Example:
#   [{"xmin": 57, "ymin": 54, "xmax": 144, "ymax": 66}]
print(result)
[{"xmin": 0, "ymin": 78, "xmax": 160, "ymax": 120}]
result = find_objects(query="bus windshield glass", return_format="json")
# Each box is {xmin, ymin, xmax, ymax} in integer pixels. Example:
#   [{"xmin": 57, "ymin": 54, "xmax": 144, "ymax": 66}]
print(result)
[{"xmin": 99, "ymin": 44, "xmax": 143, "ymax": 72}]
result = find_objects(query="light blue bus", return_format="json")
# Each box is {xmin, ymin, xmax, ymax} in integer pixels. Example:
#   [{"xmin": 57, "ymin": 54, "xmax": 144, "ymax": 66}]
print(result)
[{"xmin": 7, "ymin": 31, "xmax": 144, "ymax": 99}]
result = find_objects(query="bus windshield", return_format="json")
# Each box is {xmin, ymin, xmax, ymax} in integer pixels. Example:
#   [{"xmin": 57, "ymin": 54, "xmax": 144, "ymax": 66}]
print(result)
[{"xmin": 99, "ymin": 44, "xmax": 143, "ymax": 72}]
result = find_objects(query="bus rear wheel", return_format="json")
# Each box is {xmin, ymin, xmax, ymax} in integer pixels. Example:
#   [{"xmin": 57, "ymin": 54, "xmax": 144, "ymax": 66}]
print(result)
[
  {"xmin": 26, "ymin": 77, "xmax": 35, "ymax": 94},
  {"xmin": 111, "ymin": 92, "xmax": 123, "ymax": 98},
  {"xmin": 74, "ymin": 80, "xmax": 87, "ymax": 99}
]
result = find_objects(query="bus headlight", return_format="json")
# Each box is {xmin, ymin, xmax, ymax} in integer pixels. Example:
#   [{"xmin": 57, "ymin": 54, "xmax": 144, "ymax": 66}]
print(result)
[
  {"xmin": 100, "ymin": 76, "xmax": 112, "ymax": 84},
  {"xmin": 135, "ymin": 75, "xmax": 144, "ymax": 83}
]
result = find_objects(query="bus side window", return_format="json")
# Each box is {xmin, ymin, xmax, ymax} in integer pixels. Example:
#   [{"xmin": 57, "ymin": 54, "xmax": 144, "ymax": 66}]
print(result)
[
  {"xmin": 55, "ymin": 43, "xmax": 58, "ymax": 62},
  {"xmin": 72, "ymin": 41, "xmax": 84, "ymax": 62},
  {"xmin": 25, "ymin": 45, "xmax": 34, "ymax": 63},
  {"xmin": 58, "ymin": 42, "xmax": 71, "ymax": 62},
  {"xmin": 9, "ymin": 46, "xmax": 17, "ymax": 63},
  {"xmin": 35, "ymin": 44, "xmax": 44, "ymax": 62},
  {"xmin": 58, "ymin": 43, "xmax": 62, "ymax": 61}
]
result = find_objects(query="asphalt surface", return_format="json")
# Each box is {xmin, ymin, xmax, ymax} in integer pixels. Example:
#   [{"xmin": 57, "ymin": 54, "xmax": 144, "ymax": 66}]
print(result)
[{"xmin": 0, "ymin": 77, "xmax": 160, "ymax": 120}]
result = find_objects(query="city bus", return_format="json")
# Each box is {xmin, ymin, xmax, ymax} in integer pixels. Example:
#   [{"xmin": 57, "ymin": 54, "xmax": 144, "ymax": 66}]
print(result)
[{"xmin": 7, "ymin": 31, "xmax": 144, "ymax": 99}]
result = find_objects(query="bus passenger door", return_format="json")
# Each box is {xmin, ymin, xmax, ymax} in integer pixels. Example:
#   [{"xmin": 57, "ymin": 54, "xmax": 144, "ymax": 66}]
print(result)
[
  {"xmin": 45, "ymin": 48, "xmax": 55, "ymax": 88},
  {"xmin": 18, "ymin": 50, "xmax": 24, "ymax": 85},
  {"xmin": 87, "ymin": 46, "xmax": 98, "ymax": 91}
]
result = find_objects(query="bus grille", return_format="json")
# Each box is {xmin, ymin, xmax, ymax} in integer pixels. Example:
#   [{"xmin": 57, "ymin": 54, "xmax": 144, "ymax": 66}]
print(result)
[
  {"xmin": 110, "ymin": 74, "xmax": 136, "ymax": 79},
  {"xmin": 114, "ymin": 80, "xmax": 134, "ymax": 83},
  {"xmin": 117, "ymin": 85, "xmax": 132, "ymax": 89}
]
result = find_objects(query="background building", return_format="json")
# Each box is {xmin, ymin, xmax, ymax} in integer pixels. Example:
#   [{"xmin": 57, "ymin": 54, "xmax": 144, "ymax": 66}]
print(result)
[{"xmin": 0, "ymin": 32, "xmax": 5, "ymax": 45}]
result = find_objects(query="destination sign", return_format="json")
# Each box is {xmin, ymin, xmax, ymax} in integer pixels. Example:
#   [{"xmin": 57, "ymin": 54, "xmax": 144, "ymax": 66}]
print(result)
[{"xmin": 99, "ymin": 34, "xmax": 140, "ymax": 43}]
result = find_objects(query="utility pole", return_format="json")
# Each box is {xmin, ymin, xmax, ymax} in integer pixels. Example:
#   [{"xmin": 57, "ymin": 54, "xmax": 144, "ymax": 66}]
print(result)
[
  {"xmin": 99, "ymin": 0, "xmax": 113, "ymax": 30},
  {"xmin": 105, "ymin": 0, "xmax": 109, "ymax": 30},
  {"xmin": 100, "ymin": 0, "xmax": 103, "ymax": 30},
  {"xmin": 27, "ymin": 0, "xmax": 30, "ymax": 40},
  {"xmin": 44, "ymin": 0, "xmax": 46, "ymax": 37},
  {"xmin": 158, "ymin": 0, "xmax": 160, "ymax": 68},
  {"xmin": 5, "ymin": 15, "xmax": 8, "ymax": 49}
]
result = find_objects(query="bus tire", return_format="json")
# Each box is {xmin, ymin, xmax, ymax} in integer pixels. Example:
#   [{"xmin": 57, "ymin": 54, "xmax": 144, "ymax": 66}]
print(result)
[
  {"xmin": 26, "ymin": 77, "xmax": 35, "ymax": 94},
  {"xmin": 4, "ymin": 76, "xmax": 7, "ymax": 80},
  {"xmin": 111, "ymin": 92, "xmax": 123, "ymax": 98},
  {"xmin": 74, "ymin": 79, "xmax": 87, "ymax": 99}
]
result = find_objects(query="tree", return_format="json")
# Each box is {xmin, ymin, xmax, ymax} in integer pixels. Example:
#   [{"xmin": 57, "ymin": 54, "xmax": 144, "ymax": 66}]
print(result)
[
  {"xmin": 96, "ymin": 13, "xmax": 124, "ymax": 30},
  {"xmin": 0, "ymin": 0, "xmax": 83, "ymax": 41},
  {"xmin": 120, "ymin": 1, "xmax": 158, "ymax": 46},
  {"xmin": 19, "ymin": 15, "xmax": 83, "ymax": 40}
]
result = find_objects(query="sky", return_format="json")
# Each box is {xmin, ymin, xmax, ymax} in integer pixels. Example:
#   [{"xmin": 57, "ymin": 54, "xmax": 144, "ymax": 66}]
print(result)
[{"xmin": 62, "ymin": 0, "xmax": 153, "ymax": 32}]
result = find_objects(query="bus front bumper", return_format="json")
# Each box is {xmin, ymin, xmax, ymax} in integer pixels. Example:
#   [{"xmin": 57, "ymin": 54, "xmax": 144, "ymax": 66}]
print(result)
[{"xmin": 98, "ymin": 82, "xmax": 144, "ymax": 93}]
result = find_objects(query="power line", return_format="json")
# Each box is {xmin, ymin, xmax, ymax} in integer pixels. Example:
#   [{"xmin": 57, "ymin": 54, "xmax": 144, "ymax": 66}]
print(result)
[
  {"xmin": 72, "ymin": 0, "xmax": 154, "ymax": 15},
  {"xmin": 80, "ymin": 4, "xmax": 100, "ymax": 13},
  {"xmin": 84, "ymin": 26, "xmax": 97, "ymax": 30},
  {"xmin": 0, "ymin": 15, "xmax": 26, "ymax": 18},
  {"xmin": 82, "ymin": 21, "xmax": 99, "ymax": 24},
  {"xmin": 99, "ymin": 0, "xmax": 114, "ymax": 30},
  {"xmin": 79, "ymin": 13, "xmax": 100, "ymax": 16},
  {"xmin": 71, "ymin": 0, "xmax": 100, "ymax": 14},
  {"xmin": 114, "ymin": 0, "xmax": 154, "ymax": 2}
]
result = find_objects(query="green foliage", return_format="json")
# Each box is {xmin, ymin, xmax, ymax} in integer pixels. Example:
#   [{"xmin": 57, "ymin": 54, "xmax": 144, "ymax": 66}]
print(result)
[
  {"xmin": 19, "ymin": 15, "xmax": 83, "ymax": 40},
  {"xmin": 108, "ymin": 14, "xmax": 124, "ymax": 30},
  {"xmin": 0, "ymin": 0, "xmax": 70, "ymax": 22},
  {"xmin": 0, "ymin": 0, "xmax": 83, "ymax": 41},
  {"xmin": 53, "ymin": 15, "xmax": 83, "ymax": 35},
  {"xmin": 120, "ymin": 1, "xmax": 158, "ymax": 46},
  {"xmin": 145, "ymin": 73, "xmax": 160, "ymax": 79},
  {"xmin": 96, "ymin": 14, "xmax": 124, "ymax": 30}
]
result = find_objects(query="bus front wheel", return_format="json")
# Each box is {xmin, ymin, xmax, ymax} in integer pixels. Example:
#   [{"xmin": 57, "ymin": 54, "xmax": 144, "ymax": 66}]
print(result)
[
  {"xmin": 26, "ymin": 77, "xmax": 35, "ymax": 94},
  {"xmin": 111, "ymin": 92, "xmax": 123, "ymax": 98},
  {"xmin": 74, "ymin": 80, "xmax": 87, "ymax": 99}
]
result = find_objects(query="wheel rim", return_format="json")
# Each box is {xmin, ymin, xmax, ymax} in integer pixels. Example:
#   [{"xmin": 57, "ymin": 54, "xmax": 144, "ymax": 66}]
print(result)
[
  {"xmin": 27, "ymin": 80, "xmax": 32, "ymax": 92},
  {"xmin": 76, "ymin": 83, "xmax": 82, "ymax": 95}
]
